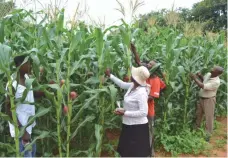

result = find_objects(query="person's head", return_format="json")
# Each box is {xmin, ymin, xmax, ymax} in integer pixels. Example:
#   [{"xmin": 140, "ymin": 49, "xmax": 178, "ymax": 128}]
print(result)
[
  {"xmin": 131, "ymin": 66, "xmax": 150, "ymax": 86},
  {"xmin": 147, "ymin": 60, "xmax": 157, "ymax": 70},
  {"xmin": 210, "ymin": 66, "xmax": 223, "ymax": 77},
  {"xmin": 14, "ymin": 55, "xmax": 31, "ymax": 74}
]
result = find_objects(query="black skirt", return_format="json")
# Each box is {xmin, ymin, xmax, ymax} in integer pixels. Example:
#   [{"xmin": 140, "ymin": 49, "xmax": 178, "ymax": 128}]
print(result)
[{"xmin": 117, "ymin": 123, "xmax": 150, "ymax": 157}]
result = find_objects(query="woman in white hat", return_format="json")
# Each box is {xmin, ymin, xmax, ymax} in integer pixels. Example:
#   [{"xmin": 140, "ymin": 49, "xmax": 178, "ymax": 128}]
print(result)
[{"xmin": 105, "ymin": 66, "xmax": 151, "ymax": 157}]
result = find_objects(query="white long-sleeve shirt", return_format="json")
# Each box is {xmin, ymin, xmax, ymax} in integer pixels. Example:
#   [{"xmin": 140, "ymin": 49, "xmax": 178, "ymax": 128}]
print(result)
[{"xmin": 110, "ymin": 74, "xmax": 150, "ymax": 125}]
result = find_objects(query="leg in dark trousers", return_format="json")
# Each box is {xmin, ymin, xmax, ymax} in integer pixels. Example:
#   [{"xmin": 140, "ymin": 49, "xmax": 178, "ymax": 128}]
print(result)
[{"xmin": 148, "ymin": 116, "xmax": 155, "ymax": 157}]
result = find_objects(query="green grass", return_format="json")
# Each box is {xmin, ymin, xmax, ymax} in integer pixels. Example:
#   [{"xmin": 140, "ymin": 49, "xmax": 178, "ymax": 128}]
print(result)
[{"xmin": 215, "ymin": 139, "xmax": 227, "ymax": 148}]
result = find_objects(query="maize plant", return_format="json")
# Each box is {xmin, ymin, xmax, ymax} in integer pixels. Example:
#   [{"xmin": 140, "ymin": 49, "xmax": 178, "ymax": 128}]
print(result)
[{"xmin": 133, "ymin": 26, "xmax": 227, "ymax": 132}]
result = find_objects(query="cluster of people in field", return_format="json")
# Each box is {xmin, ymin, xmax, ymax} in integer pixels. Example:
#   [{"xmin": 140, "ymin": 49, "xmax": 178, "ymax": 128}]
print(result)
[{"xmin": 5, "ymin": 42, "xmax": 224, "ymax": 157}]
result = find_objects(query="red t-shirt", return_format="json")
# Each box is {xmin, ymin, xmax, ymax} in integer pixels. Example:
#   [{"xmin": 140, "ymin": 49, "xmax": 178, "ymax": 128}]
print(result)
[{"xmin": 146, "ymin": 76, "xmax": 166, "ymax": 117}]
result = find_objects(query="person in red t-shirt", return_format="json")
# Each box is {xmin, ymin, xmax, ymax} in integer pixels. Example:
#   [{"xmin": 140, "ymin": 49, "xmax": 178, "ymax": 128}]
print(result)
[
  {"xmin": 147, "ymin": 75, "xmax": 166, "ymax": 118},
  {"xmin": 146, "ymin": 73, "xmax": 166, "ymax": 156},
  {"xmin": 131, "ymin": 43, "xmax": 166, "ymax": 157}
]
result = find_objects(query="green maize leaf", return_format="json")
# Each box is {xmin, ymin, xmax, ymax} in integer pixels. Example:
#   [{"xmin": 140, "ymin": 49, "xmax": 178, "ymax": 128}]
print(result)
[
  {"xmin": 25, "ymin": 78, "xmax": 35, "ymax": 89},
  {"xmin": 42, "ymin": 28, "xmax": 52, "ymax": 49},
  {"xmin": 149, "ymin": 63, "xmax": 161, "ymax": 74},
  {"xmin": 0, "ymin": 81, "xmax": 6, "ymax": 94},
  {"xmin": 178, "ymin": 66, "xmax": 185, "ymax": 74},
  {"xmin": 95, "ymin": 28, "xmax": 104, "ymax": 59},
  {"xmin": 166, "ymin": 32, "xmax": 175, "ymax": 53},
  {"xmin": 30, "ymin": 53, "xmax": 40, "ymax": 66},
  {"xmin": 0, "ymin": 112, "xmax": 13, "ymax": 124},
  {"xmin": 19, "ymin": 107, "xmax": 52, "ymax": 137},
  {"xmin": 57, "ymin": 9, "xmax": 64, "ymax": 34},
  {"xmin": 0, "ymin": 44, "xmax": 11, "ymax": 72},
  {"xmin": 60, "ymin": 48, "xmax": 68, "ymax": 64},
  {"xmin": 85, "ymin": 77, "xmax": 100, "ymax": 85},
  {"xmin": 20, "ymin": 78, "xmax": 35, "ymax": 102},
  {"xmin": 119, "ymin": 25, "xmax": 130, "ymax": 46},
  {"xmin": 70, "ymin": 104, "xmax": 83, "ymax": 124},
  {"xmin": 104, "ymin": 25, "xmax": 118, "ymax": 35},
  {"xmin": 72, "ymin": 94, "xmax": 99, "ymax": 123},
  {"xmin": 70, "ymin": 144, "xmax": 95, "ymax": 157},
  {"xmin": 47, "ymin": 84, "xmax": 60, "ymax": 90},
  {"xmin": 83, "ymin": 88, "xmax": 109, "ymax": 95},
  {"xmin": 0, "ymin": 20, "xmax": 4, "ymax": 43},
  {"xmin": 70, "ymin": 150, "xmax": 89, "ymax": 157},
  {"xmin": 22, "ymin": 131, "xmax": 50, "ymax": 154},
  {"xmin": 50, "ymin": 39, "xmax": 60, "ymax": 51},
  {"xmin": 103, "ymin": 144, "xmax": 119, "ymax": 157},
  {"xmin": 0, "ymin": 142, "xmax": 15, "ymax": 153},
  {"xmin": 173, "ymin": 34, "xmax": 183, "ymax": 48},
  {"xmin": 38, "ymin": 14, "xmax": 48, "ymax": 26},
  {"xmin": 168, "ymin": 102, "xmax": 172, "ymax": 110},
  {"xmin": 23, "ymin": 10, "xmax": 36, "ymax": 21},
  {"xmin": 69, "ymin": 31, "xmax": 82, "ymax": 53},
  {"xmin": 104, "ymin": 115, "xmax": 120, "ymax": 129},
  {"xmin": 69, "ymin": 116, "xmax": 95, "ymax": 142},
  {"xmin": 108, "ymin": 85, "xmax": 118, "ymax": 109},
  {"xmin": 70, "ymin": 60, "xmax": 81, "ymax": 76},
  {"xmin": 132, "ymin": 28, "xmax": 140, "ymax": 38},
  {"xmin": 70, "ymin": 83, "xmax": 82, "ymax": 88},
  {"xmin": 15, "ymin": 24, "xmax": 35, "ymax": 39},
  {"xmin": 95, "ymin": 124, "xmax": 103, "ymax": 156}
]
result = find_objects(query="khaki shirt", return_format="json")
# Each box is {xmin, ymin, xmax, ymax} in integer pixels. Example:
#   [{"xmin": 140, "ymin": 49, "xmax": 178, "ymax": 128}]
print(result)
[{"xmin": 199, "ymin": 73, "xmax": 220, "ymax": 98}]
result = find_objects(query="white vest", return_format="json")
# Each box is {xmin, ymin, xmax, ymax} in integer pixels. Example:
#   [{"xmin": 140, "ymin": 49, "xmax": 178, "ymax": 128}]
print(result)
[{"xmin": 6, "ymin": 74, "xmax": 36, "ymax": 137}]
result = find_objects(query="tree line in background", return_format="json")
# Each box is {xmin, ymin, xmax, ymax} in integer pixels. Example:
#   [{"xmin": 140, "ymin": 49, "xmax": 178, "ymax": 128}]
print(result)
[{"xmin": 138, "ymin": 0, "xmax": 227, "ymax": 33}]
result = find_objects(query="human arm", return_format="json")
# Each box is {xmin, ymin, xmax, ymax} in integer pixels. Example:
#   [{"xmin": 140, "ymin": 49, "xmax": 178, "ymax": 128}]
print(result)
[
  {"xmin": 196, "ymin": 72, "xmax": 204, "ymax": 82},
  {"xmin": 159, "ymin": 78, "xmax": 166, "ymax": 92},
  {"xmin": 110, "ymin": 74, "xmax": 133, "ymax": 90},
  {"xmin": 130, "ymin": 43, "xmax": 142, "ymax": 66},
  {"xmin": 190, "ymin": 73, "xmax": 219, "ymax": 90},
  {"xmin": 190, "ymin": 73, "xmax": 204, "ymax": 89},
  {"xmin": 149, "ymin": 77, "xmax": 162, "ymax": 99},
  {"xmin": 105, "ymin": 68, "xmax": 133, "ymax": 90}
]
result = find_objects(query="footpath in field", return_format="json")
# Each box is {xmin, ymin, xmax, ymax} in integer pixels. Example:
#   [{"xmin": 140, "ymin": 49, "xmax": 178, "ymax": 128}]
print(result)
[{"xmin": 104, "ymin": 117, "xmax": 227, "ymax": 157}]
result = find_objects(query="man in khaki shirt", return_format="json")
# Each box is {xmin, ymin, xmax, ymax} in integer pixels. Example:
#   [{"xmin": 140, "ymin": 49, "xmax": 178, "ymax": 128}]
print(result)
[{"xmin": 190, "ymin": 66, "xmax": 223, "ymax": 142}]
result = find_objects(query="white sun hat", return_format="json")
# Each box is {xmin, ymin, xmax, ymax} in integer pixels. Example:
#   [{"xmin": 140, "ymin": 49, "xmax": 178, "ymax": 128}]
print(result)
[{"xmin": 131, "ymin": 66, "xmax": 150, "ymax": 86}]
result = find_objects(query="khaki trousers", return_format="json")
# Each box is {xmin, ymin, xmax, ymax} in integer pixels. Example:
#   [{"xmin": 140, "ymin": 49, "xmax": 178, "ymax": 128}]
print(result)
[{"xmin": 196, "ymin": 97, "xmax": 216, "ymax": 135}]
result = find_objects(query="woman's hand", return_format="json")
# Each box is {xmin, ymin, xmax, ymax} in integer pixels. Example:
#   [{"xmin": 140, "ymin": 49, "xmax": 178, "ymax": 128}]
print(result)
[{"xmin": 114, "ymin": 108, "xmax": 125, "ymax": 115}]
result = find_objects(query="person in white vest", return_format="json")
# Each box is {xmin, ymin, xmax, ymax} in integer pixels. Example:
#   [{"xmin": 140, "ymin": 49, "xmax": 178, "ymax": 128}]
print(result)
[{"xmin": 5, "ymin": 55, "xmax": 44, "ymax": 157}]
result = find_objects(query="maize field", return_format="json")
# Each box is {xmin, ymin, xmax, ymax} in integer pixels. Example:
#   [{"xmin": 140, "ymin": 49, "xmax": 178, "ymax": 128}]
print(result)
[{"xmin": 0, "ymin": 9, "xmax": 227, "ymax": 157}]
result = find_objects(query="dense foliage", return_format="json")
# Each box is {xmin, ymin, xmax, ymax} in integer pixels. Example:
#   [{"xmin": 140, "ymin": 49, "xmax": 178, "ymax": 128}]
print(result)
[
  {"xmin": 0, "ymin": 8, "xmax": 227, "ymax": 157},
  {"xmin": 138, "ymin": 0, "xmax": 227, "ymax": 33}
]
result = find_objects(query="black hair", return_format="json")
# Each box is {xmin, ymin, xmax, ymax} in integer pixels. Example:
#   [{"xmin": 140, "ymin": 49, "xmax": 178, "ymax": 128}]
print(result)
[
  {"xmin": 14, "ymin": 55, "xmax": 27, "ymax": 66},
  {"xmin": 142, "ymin": 59, "xmax": 149, "ymax": 63},
  {"xmin": 216, "ymin": 66, "xmax": 224, "ymax": 75}
]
